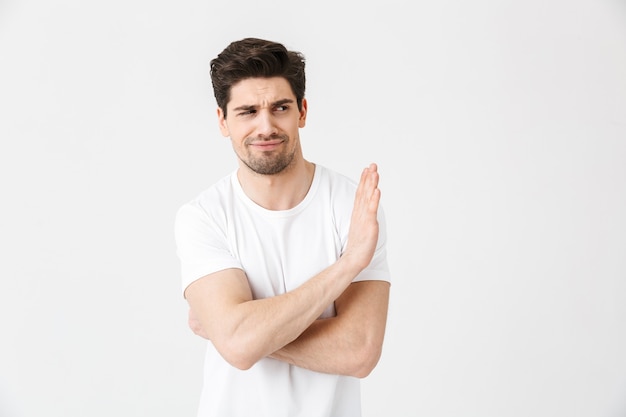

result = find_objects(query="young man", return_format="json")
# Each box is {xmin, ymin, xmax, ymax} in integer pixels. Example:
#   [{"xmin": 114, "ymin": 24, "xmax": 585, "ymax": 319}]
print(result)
[{"xmin": 174, "ymin": 37, "xmax": 391, "ymax": 417}]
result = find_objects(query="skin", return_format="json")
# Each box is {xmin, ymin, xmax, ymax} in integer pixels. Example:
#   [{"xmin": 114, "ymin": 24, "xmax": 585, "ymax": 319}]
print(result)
[{"xmin": 184, "ymin": 76, "xmax": 390, "ymax": 377}]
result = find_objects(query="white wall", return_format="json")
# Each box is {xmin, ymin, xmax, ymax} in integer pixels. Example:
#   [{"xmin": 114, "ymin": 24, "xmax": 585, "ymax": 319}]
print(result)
[{"xmin": 1, "ymin": 1, "xmax": 625, "ymax": 416}]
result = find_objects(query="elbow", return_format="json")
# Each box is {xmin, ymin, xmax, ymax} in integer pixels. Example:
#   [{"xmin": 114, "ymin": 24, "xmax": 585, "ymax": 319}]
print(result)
[
  {"xmin": 216, "ymin": 339, "xmax": 262, "ymax": 371},
  {"xmin": 348, "ymin": 341, "xmax": 383, "ymax": 379},
  {"xmin": 227, "ymin": 358, "xmax": 256, "ymax": 371},
  {"xmin": 223, "ymin": 354, "xmax": 255, "ymax": 371}
]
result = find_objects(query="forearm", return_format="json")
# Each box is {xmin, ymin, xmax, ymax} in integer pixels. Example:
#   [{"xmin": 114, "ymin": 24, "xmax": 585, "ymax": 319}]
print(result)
[
  {"xmin": 269, "ymin": 281, "xmax": 390, "ymax": 378},
  {"xmin": 269, "ymin": 317, "xmax": 369, "ymax": 376}
]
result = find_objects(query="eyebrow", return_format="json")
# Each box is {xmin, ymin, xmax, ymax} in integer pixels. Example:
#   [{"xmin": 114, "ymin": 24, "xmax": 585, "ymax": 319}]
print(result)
[{"xmin": 232, "ymin": 98, "xmax": 295, "ymax": 112}]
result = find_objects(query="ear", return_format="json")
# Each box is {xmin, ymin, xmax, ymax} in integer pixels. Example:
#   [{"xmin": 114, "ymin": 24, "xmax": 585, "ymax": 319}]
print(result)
[
  {"xmin": 298, "ymin": 98, "xmax": 308, "ymax": 128},
  {"xmin": 217, "ymin": 107, "xmax": 230, "ymax": 137}
]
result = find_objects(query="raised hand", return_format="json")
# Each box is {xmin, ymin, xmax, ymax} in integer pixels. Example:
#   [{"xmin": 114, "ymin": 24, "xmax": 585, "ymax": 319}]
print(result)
[{"xmin": 343, "ymin": 163, "xmax": 381, "ymax": 272}]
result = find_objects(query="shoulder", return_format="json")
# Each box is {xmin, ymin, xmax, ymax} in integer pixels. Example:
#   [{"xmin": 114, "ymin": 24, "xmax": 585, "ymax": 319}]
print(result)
[
  {"xmin": 175, "ymin": 171, "xmax": 236, "ymax": 226},
  {"xmin": 315, "ymin": 164, "xmax": 358, "ymax": 197}
]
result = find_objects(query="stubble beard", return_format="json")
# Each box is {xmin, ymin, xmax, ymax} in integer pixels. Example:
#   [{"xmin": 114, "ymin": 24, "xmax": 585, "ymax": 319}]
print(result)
[{"xmin": 240, "ymin": 134, "xmax": 296, "ymax": 175}]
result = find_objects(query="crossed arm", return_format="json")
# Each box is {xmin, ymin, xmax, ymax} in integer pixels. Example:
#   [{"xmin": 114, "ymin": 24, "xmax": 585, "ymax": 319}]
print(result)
[
  {"xmin": 183, "ymin": 164, "xmax": 390, "ymax": 377},
  {"xmin": 268, "ymin": 279, "xmax": 389, "ymax": 377}
]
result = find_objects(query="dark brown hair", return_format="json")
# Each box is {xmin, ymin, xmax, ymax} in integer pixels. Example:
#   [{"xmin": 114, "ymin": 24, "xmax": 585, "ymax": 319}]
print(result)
[{"xmin": 209, "ymin": 38, "xmax": 306, "ymax": 117}]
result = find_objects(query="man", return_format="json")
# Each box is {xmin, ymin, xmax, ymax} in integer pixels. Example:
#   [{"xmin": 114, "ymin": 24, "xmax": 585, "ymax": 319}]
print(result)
[{"xmin": 174, "ymin": 37, "xmax": 391, "ymax": 417}]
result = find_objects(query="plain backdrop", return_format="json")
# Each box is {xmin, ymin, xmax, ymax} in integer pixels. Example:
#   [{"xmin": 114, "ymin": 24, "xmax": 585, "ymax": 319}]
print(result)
[{"xmin": 1, "ymin": 1, "xmax": 625, "ymax": 416}]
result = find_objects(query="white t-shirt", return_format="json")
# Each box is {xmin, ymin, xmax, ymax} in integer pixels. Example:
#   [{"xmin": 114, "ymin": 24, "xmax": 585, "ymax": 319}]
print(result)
[{"xmin": 174, "ymin": 164, "xmax": 390, "ymax": 417}]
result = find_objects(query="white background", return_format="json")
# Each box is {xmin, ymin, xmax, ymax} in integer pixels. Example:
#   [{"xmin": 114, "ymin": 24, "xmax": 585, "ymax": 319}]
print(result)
[{"xmin": 1, "ymin": 1, "xmax": 625, "ymax": 416}]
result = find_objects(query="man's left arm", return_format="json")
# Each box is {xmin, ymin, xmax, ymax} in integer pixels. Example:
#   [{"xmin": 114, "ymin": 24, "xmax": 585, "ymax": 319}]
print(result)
[{"xmin": 268, "ymin": 279, "xmax": 390, "ymax": 378}]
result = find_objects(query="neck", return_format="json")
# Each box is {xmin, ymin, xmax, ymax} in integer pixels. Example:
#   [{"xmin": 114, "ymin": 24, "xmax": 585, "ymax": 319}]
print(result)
[{"xmin": 237, "ymin": 158, "xmax": 315, "ymax": 211}]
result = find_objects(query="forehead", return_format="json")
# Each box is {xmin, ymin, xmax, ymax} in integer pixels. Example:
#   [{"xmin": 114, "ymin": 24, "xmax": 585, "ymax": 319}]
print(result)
[{"xmin": 228, "ymin": 77, "xmax": 294, "ymax": 108}]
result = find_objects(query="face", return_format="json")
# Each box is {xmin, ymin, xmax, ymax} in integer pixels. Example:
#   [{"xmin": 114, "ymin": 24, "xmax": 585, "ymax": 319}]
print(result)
[{"xmin": 217, "ymin": 77, "xmax": 307, "ymax": 176}]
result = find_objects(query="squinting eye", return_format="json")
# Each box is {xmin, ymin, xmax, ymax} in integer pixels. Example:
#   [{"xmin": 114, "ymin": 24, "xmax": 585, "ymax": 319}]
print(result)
[{"xmin": 275, "ymin": 106, "xmax": 288, "ymax": 112}]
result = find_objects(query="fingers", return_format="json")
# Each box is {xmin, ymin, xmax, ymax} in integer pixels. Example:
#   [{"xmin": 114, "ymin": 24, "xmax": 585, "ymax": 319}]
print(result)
[
  {"xmin": 345, "ymin": 164, "xmax": 381, "ymax": 270},
  {"xmin": 360, "ymin": 163, "xmax": 378, "ymax": 181},
  {"xmin": 370, "ymin": 186, "xmax": 381, "ymax": 211},
  {"xmin": 357, "ymin": 163, "xmax": 380, "ymax": 212}
]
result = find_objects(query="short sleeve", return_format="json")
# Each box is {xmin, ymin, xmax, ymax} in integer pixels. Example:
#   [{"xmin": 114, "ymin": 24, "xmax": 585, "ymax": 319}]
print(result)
[{"xmin": 174, "ymin": 203, "xmax": 242, "ymax": 297}]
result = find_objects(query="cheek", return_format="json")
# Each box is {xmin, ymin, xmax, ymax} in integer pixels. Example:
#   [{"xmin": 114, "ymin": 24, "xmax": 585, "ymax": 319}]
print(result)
[
  {"xmin": 227, "ymin": 128, "xmax": 249, "ymax": 148},
  {"xmin": 222, "ymin": 121, "xmax": 247, "ymax": 140}
]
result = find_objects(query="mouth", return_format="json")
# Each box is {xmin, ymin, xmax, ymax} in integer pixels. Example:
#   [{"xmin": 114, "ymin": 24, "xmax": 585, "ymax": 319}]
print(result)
[{"xmin": 248, "ymin": 137, "xmax": 285, "ymax": 151}]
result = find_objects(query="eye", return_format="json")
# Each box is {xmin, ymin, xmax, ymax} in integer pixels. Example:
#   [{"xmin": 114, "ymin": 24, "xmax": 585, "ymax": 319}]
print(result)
[
  {"xmin": 238, "ymin": 109, "xmax": 256, "ymax": 116},
  {"xmin": 275, "ymin": 105, "xmax": 289, "ymax": 112}
]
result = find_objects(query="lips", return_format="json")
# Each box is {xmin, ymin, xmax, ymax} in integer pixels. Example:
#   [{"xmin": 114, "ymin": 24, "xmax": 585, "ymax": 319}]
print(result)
[
  {"xmin": 253, "ymin": 140, "xmax": 282, "ymax": 146},
  {"xmin": 247, "ymin": 137, "xmax": 285, "ymax": 151}
]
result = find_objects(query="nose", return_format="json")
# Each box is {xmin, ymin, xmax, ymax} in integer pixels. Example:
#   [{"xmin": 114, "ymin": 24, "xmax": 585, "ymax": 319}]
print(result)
[{"xmin": 255, "ymin": 110, "xmax": 278, "ymax": 138}]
